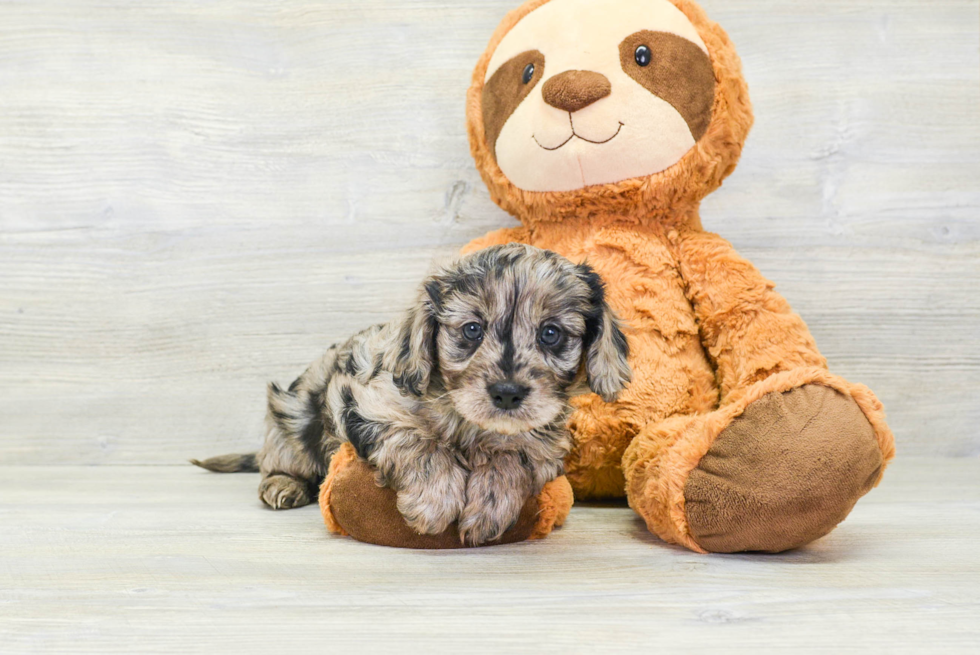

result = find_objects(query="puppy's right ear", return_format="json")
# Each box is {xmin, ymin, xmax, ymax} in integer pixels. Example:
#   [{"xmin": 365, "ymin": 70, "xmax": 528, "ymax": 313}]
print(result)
[
  {"xmin": 575, "ymin": 263, "xmax": 631, "ymax": 403},
  {"xmin": 385, "ymin": 277, "xmax": 441, "ymax": 397}
]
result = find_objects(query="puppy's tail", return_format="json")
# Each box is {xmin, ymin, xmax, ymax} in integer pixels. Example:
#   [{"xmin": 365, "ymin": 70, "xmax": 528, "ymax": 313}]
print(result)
[{"xmin": 190, "ymin": 453, "xmax": 259, "ymax": 473}]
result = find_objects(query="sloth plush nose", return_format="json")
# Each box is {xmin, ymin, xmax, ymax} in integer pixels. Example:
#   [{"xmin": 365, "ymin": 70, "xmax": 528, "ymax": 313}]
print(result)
[
  {"xmin": 542, "ymin": 70, "xmax": 612, "ymax": 113},
  {"xmin": 488, "ymin": 382, "xmax": 530, "ymax": 410}
]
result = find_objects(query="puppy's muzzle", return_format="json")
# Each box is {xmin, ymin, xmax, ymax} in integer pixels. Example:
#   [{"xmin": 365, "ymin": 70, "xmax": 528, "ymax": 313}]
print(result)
[{"xmin": 488, "ymin": 381, "xmax": 530, "ymax": 410}]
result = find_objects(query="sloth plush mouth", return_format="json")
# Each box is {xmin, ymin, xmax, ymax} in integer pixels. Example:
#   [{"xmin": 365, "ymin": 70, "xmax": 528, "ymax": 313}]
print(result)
[{"xmin": 532, "ymin": 120, "xmax": 624, "ymax": 151}]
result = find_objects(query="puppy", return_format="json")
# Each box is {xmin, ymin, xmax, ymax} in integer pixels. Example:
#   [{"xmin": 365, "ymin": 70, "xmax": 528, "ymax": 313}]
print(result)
[{"xmin": 194, "ymin": 244, "xmax": 631, "ymax": 545}]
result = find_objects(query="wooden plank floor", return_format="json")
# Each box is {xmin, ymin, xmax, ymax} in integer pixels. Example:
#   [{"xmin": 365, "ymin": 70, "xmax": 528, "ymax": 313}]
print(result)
[{"xmin": 1, "ymin": 457, "xmax": 978, "ymax": 654}]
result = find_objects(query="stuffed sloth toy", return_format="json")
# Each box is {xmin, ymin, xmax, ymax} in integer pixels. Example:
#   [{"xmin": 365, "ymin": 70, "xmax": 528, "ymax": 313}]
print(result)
[{"xmin": 320, "ymin": 0, "xmax": 896, "ymax": 552}]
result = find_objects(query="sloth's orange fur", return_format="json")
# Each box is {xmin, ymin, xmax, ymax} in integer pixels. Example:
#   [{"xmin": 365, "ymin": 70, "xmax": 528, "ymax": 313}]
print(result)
[
  {"xmin": 321, "ymin": 0, "xmax": 895, "ymax": 551},
  {"xmin": 460, "ymin": 0, "xmax": 895, "ymax": 551}
]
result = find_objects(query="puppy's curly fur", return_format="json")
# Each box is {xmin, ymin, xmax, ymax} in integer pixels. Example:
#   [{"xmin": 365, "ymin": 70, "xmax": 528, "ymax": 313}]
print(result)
[{"xmin": 194, "ymin": 244, "xmax": 630, "ymax": 545}]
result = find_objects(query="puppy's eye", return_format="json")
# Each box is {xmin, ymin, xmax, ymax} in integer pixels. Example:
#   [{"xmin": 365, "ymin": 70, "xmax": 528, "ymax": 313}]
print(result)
[
  {"xmin": 539, "ymin": 324, "xmax": 562, "ymax": 347},
  {"xmin": 463, "ymin": 322, "xmax": 484, "ymax": 341},
  {"xmin": 522, "ymin": 63, "xmax": 535, "ymax": 84},
  {"xmin": 634, "ymin": 45, "xmax": 652, "ymax": 67}
]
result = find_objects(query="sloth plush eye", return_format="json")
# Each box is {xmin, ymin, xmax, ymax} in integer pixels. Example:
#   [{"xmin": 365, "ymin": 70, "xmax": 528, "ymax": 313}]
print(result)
[
  {"xmin": 463, "ymin": 322, "xmax": 484, "ymax": 341},
  {"xmin": 634, "ymin": 45, "xmax": 652, "ymax": 67},
  {"xmin": 539, "ymin": 324, "xmax": 562, "ymax": 347},
  {"xmin": 522, "ymin": 63, "xmax": 535, "ymax": 84}
]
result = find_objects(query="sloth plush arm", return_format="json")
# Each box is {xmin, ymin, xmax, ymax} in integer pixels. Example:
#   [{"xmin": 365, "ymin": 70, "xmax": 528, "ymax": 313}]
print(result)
[
  {"xmin": 672, "ymin": 229, "xmax": 829, "ymax": 401},
  {"xmin": 621, "ymin": 227, "xmax": 896, "ymax": 553},
  {"xmin": 319, "ymin": 443, "xmax": 573, "ymax": 548},
  {"xmin": 460, "ymin": 227, "xmax": 532, "ymax": 255}
]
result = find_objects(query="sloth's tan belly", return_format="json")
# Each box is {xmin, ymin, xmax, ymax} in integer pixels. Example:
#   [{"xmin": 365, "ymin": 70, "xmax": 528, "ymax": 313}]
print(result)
[{"xmin": 526, "ymin": 224, "xmax": 719, "ymax": 498}]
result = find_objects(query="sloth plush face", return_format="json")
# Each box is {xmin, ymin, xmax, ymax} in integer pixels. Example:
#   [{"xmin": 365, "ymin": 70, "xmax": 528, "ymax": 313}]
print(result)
[
  {"xmin": 468, "ymin": 0, "xmax": 752, "ymax": 224},
  {"xmin": 482, "ymin": 0, "xmax": 715, "ymax": 192}
]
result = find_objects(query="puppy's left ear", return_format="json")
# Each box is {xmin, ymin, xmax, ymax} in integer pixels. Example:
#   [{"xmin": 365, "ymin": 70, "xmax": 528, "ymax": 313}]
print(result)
[
  {"xmin": 385, "ymin": 277, "xmax": 441, "ymax": 397},
  {"xmin": 576, "ymin": 264, "xmax": 631, "ymax": 402}
]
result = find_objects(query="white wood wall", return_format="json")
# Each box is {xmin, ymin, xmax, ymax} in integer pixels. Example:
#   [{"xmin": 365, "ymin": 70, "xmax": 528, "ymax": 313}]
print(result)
[{"xmin": 1, "ymin": 0, "xmax": 977, "ymax": 465}]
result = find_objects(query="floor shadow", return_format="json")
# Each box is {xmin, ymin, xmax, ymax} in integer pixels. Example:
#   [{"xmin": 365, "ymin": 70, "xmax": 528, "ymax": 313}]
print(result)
[{"xmin": 623, "ymin": 513, "xmax": 881, "ymax": 563}]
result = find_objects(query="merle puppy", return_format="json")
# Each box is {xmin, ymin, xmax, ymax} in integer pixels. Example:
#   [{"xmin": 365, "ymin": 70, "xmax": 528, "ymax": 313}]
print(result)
[{"xmin": 194, "ymin": 244, "xmax": 631, "ymax": 545}]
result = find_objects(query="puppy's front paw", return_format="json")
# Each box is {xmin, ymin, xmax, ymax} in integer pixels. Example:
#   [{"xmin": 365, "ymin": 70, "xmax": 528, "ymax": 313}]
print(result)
[
  {"xmin": 458, "ymin": 487, "xmax": 527, "ymax": 546},
  {"xmin": 458, "ymin": 454, "xmax": 531, "ymax": 545},
  {"xmin": 457, "ymin": 508, "xmax": 504, "ymax": 546},
  {"xmin": 395, "ymin": 465, "xmax": 467, "ymax": 535}
]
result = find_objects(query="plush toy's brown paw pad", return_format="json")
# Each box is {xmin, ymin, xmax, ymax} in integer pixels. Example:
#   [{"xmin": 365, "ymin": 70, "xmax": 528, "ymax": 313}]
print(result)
[
  {"xmin": 326, "ymin": 456, "xmax": 539, "ymax": 549},
  {"xmin": 684, "ymin": 384, "xmax": 884, "ymax": 553}
]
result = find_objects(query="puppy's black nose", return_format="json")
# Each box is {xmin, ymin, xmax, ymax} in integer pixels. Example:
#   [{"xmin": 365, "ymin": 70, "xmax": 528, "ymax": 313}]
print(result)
[{"xmin": 488, "ymin": 382, "xmax": 530, "ymax": 410}]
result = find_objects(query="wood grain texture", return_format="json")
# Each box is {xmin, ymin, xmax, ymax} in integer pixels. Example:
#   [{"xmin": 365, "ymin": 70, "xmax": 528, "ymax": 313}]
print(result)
[
  {"xmin": 0, "ymin": 458, "xmax": 978, "ymax": 653},
  {"xmin": 1, "ymin": 0, "xmax": 978, "ymax": 463}
]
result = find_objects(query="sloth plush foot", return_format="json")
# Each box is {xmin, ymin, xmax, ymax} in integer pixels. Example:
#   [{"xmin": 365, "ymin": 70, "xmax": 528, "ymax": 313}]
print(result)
[
  {"xmin": 683, "ymin": 385, "xmax": 885, "ymax": 553},
  {"xmin": 318, "ymin": 443, "xmax": 573, "ymax": 549},
  {"xmin": 624, "ymin": 370, "xmax": 895, "ymax": 553}
]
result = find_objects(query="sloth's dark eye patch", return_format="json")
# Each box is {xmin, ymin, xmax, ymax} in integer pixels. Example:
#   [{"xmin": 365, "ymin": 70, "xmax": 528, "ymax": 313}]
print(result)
[
  {"xmin": 522, "ymin": 63, "xmax": 535, "ymax": 84},
  {"xmin": 463, "ymin": 322, "xmax": 484, "ymax": 341},
  {"xmin": 619, "ymin": 30, "xmax": 715, "ymax": 142},
  {"xmin": 634, "ymin": 45, "xmax": 651, "ymax": 67},
  {"xmin": 539, "ymin": 324, "xmax": 563, "ymax": 347},
  {"xmin": 481, "ymin": 49, "xmax": 545, "ymax": 157}
]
